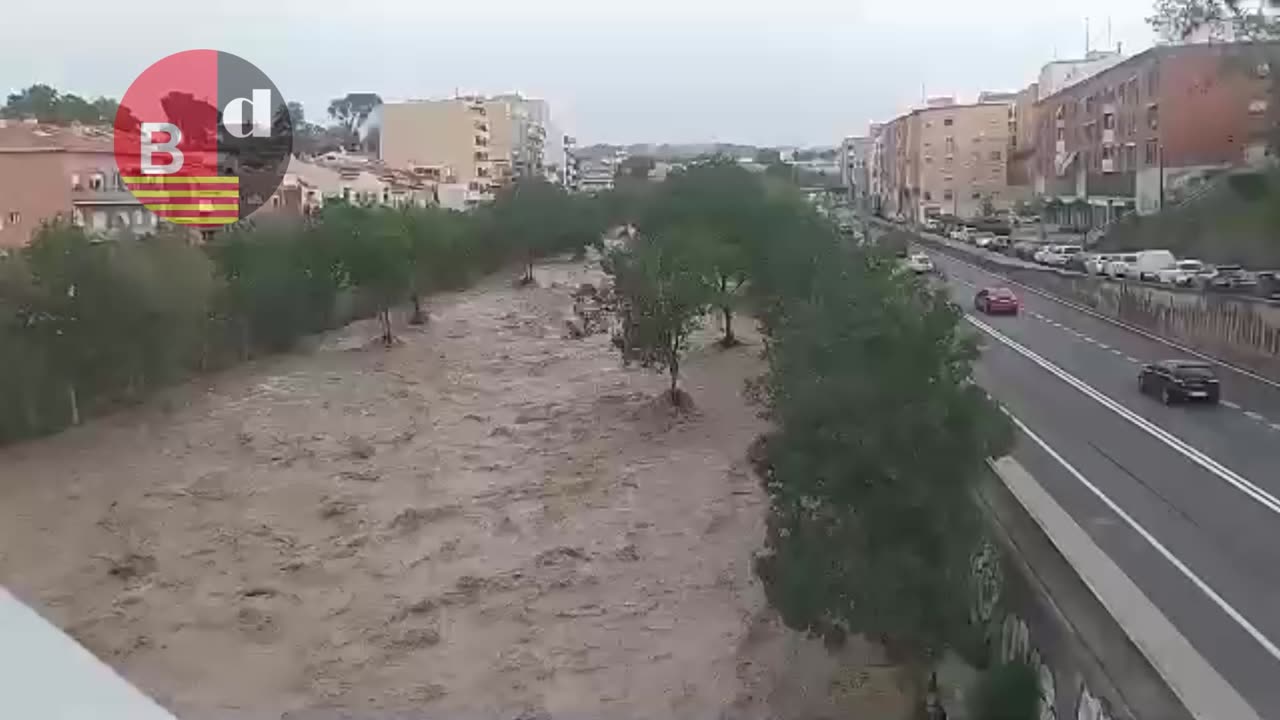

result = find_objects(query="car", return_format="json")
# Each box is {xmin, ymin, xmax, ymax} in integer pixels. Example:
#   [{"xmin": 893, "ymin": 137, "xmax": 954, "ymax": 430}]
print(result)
[
  {"xmin": 1041, "ymin": 245, "xmax": 1082, "ymax": 267},
  {"xmin": 1202, "ymin": 264, "xmax": 1256, "ymax": 291},
  {"xmin": 1156, "ymin": 259, "xmax": 1206, "ymax": 286},
  {"xmin": 1138, "ymin": 360, "xmax": 1220, "ymax": 405},
  {"xmin": 972, "ymin": 231, "xmax": 996, "ymax": 248},
  {"xmin": 1107, "ymin": 253, "xmax": 1140, "ymax": 278},
  {"xmin": 987, "ymin": 235, "xmax": 1011, "ymax": 253},
  {"xmin": 974, "ymin": 287, "xmax": 1020, "ymax": 315},
  {"xmin": 1132, "ymin": 250, "xmax": 1177, "ymax": 282},
  {"xmin": 905, "ymin": 252, "xmax": 935, "ymax": 274},
  {"xmin": 950, "ymin": 228, "xmax": 971, "ymax": 243},
  {"xmin": 1085, "ymin": 253, "xmax": 1118, "ymax": 275}
]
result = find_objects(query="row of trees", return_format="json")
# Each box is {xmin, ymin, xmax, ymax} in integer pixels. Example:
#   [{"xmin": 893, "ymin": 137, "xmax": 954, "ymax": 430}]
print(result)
[
  {"xmin": 0, "ymin": 180, "xmax": 608, "ymax": 444},
  {"xmin": 602, "ymin": 159, "xmax": 1015, "ymax": 711},
  {"xmin": 2, "ymin": 84, "xmax": 122, "ymax": 125}
]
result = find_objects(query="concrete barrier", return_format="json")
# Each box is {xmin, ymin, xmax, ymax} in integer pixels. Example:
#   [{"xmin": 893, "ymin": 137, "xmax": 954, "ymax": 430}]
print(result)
[{"xmin": 974, "ymin": 458, "xmax": 1258, "ymax": 720}]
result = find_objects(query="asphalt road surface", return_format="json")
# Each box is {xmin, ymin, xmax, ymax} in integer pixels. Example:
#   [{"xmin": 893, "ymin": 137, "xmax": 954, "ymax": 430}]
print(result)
[{"xmin": 926, "ymin": 248, "xmax": 1280, "ymax": 719}]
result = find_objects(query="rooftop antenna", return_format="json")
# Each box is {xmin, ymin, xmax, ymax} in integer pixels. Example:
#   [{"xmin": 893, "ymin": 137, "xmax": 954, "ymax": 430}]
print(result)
[{"xmin": 1085, "ymin": 17, "xmax": 1091, "ymax": 54}]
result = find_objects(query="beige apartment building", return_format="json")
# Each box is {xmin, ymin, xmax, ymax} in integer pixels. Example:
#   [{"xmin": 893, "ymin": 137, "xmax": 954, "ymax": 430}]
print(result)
[
  {"xmin": 876, "ymin": 98, "xmax": 1017, "ymax": 222},
  {"xmin": 378, "ymin": 98, "xmax": 494, "ymax": 201}
]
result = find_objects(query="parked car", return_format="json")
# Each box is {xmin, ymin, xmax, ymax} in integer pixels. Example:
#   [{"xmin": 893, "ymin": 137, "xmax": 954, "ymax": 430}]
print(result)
[
  {"xmin": 1254, "ymin": 271, "xmax": 1280, "ymax": 299},
  {"xmin": 972, "ymin": 231, "xmax": 997, "ymax": 248},
  {"xmin": 1085, "ymin": 253, "xmax": 1117, "ymax": 275},
  {"xmin": 1040, "ymin": 245, "xmax": 1082, "ymax": 267},
  {"xmin": 1156, "ymin": 259, "xmax": 1206, "ymax": 286},
  {"xmin": 1202, "ymin": 264, "xmax": 1256, "ymax": 291},
  {"xmin": 974, "ymin": 287, "xmax": 1020, "ymax": 316},
  {"xmin": 950, "ymin": 228, "xmax": 971, "ymax": 243},
  {"xmin": 1132, "ymin": 250, "xmax": 1177, "ymax": 282},
  {"xmin": 1107, "ymin": 253, "xmax": 1140, "ymax": 278},
  {"xmin": 1032, "ymin": 245, "xmax": 1055, "ymax": 264},
  {"xmin": 905, "ymin": 252, "xmax": 935, "ymax": 274},
  {"xmin": 1138, "ymin": 360, "xmax": 1220, "ymax": 405},
  {"xmin": 988, "ymin": 235, "xmax": 1012, "ymax": 253},
  {"xmin": 1011, "ymin": 241, "xmax": 1037, "ymax": 260},
  {"xmin": 1065, "ymin": 253, "xmax": 1090, "ymax": 273}
]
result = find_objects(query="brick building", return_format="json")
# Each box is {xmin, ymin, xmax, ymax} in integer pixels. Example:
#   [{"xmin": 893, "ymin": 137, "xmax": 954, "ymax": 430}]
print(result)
[{"xmin": 1034, "ymin": 42, "xmax": 1277, "ymax": 227}]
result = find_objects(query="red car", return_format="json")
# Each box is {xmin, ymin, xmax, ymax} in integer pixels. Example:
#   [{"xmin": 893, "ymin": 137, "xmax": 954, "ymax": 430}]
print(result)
[{"xmin": 974, "ymin": 287, "xmax": 1020, "ymax": 315}]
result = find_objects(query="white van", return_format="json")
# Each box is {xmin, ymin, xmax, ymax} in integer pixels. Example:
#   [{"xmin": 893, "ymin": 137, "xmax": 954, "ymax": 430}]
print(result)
[{"xmin": 1133, "ymin": 250, "xmax": 1177, "ymax": 282}]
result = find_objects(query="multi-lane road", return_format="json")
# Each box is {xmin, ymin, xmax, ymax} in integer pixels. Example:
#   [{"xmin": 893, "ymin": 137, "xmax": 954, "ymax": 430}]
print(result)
[{"xmin": 922, "ymin": 246, "xmax": 1280, "ymax": 719}]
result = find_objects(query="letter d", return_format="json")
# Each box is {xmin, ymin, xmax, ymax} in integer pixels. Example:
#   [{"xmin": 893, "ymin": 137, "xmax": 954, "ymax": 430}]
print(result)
[
  {"xmin": 223, "ymin": 89, "xmax": 272, "ymax": 139},
  {"xmin": 141, "ymin": 122, "xmax": 184, "ymax": 175}
]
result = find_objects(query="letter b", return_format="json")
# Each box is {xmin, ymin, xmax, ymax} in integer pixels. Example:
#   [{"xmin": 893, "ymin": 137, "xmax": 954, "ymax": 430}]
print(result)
[{"xmin": 141, "ymin": 122, "xmax": 184, "ymax": 175}]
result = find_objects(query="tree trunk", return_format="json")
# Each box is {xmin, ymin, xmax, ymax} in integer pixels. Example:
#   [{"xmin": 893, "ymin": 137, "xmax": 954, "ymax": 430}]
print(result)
[
  {"xmin": 380, "ymin": 309, "xmax": 394, "ymax": 347},
  {"xmin": 668, "ymin": 344, "xmax": 680, "ymax": 402},
  {"xmin": 67, "ymin": 382, "xmax": 80, "ymax": 426},
  {"xmin": 721, "ymin": 305, "xmax": 735, "ymax": 345},
  {"xmin": 409, "ymin": 294, "xmax": 426, "ymax": 325},
  {"xmin": 525, "ymin": 260, "xmax": 535, "ymax": 285}
]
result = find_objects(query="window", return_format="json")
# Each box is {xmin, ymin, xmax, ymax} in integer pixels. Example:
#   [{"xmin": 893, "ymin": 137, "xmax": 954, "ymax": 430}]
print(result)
[
  {"xmin": 1103, "ymin": 113, "xmax": 1115, "ymax": 130},
  {"xmin": 943, "ymin": 189, "xmax": 953, "ymax": 201},
  {"xmin": 6, "ymin": 211, "xmax": 19, "ymax": 225},
  {"xmin": 1145, "ymin": 139, "xmax": 1159, "ymax": 165},
  {"xmin": 924, "ymin": 191, "xmax": 932, "ymax": 201},
  {"xmin": 943, "ymin": 117, "xmax": 954, "ymax": 127},
  {"xmin": 989, "ymin": 150, "xmax": 1002, "ymax": 161},
  {"xmin": 971, "ymin": 191, "xmax": 982, "ymax": 199},
  {"xmin": 70, "ymin": 173, "xmax": 82, "ymax": 190},
  {"xmin": 945, "ymin": 136, "xmax": 956, "ymax": 153},
  {"xmin": 89, "ymin": 173, "xmax": 105, "ymax": 191},
  {"xmin": 1147, "ymin": 104, "xmax": 1159, "ymax": 131},
  {"xmin": 1056, "ymin": 127, "xmax": 1065, "ymax": 142},
  {"xmin": 1146, "ymin": 68, "xmax": 1159, "ymax": 96},
  {"xmin": 925, "ymin": 156, "xmax": 934, "ymax": 164},
  {"xmin": 1249, "ymin": 99, "xmax": 1268, "ymax": 115},
  {"xmin": 1257, "ymin": 62, "xmax": 1271, "ymax": 78}
]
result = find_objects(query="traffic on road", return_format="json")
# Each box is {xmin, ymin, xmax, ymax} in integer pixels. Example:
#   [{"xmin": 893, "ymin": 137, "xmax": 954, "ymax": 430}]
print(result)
[{"xmin": 877, "ymin": 218, "xmax": 1280, "ymax": 718}]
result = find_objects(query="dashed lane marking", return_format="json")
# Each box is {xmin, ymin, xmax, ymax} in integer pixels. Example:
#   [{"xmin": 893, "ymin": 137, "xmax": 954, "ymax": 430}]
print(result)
[
  {"xmin": 1097, "ymin": 342, "xmax": 1111, "ymax": 350},
  {"xmin": 1126, "ymin": 356, "xmax": 1140, "ymax": 363},
  {"xmin": 1270, "ymin": 423, "xmax": 1280, "ymax": 432},
  {"xmin": 1221, "ymin": 400, "xmax": 1241, "ymax": 410},
  {"xmin": 1245, "ymin": 411, "xmax": 1266, "ymax": 422},
  {"xmin": 1111, "ymin": 349, "xmax": 1124, "ymax": 356}
]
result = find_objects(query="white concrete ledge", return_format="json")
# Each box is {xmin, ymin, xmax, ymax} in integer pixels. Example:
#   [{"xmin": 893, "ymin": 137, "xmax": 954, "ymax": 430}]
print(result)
[
  {"xmin": 0, "ymin": 587, "xmax": 178, "ymax": 720},
  {"xmin": 989, "ymin": 457, "xmax": 1261, "ymax": 720}
]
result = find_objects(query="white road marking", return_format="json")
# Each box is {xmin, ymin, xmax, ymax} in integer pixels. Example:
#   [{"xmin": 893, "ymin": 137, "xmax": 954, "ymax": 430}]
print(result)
[
  {"xmin": 966, "ymin": 314, "xmax": 1280, "ymax": 516},
  {"xmin": 1110, "ymin": 349, "xmax": 1124, "ymax": 356},
  {"xmin": 1270, "ymin": 423, "xmax": 1280, "ymax": 432},
  {"xmin": 1126, "ymin": 356, "xmax": 1140, "ymax": 363},
  {"xmin": 1083, "ymin": 336, "xmax": 1097, "ymax": 344},
  {"xmin": 1097, "ymin": 342, "xmax": 1112, "ymax": 350},
  {"xmin": 928, "ymin": 250, "xmax": 1280, "ymax": 390},
  {"xmin": 1221, "ymin": 400, "xmax": 1242, "ymax": 410},
  {"xmin": 1005, "ymin": 410, "xmax": 1280, "ymax": 667},
  {"xmin": 1245, "ymin": 411, "xmax": 1266, "ymax": 422}
]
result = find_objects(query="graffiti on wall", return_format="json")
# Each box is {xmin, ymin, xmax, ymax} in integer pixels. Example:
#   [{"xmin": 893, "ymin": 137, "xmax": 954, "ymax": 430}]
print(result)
[{"xmin": 971, "ymin": 542, "xmax": 1116, "ymax": 720}]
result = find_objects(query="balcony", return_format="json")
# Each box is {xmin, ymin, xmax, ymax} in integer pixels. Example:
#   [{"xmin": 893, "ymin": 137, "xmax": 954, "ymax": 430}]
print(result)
[
  {"xmin": 71, "ymin": 187, "xmax": 141, "ymax": 206},
  {"xmin": 474, "ymin": 136, "xmax": 489, "ymax": 147},
  {"xmin": 1102, "ymin": 128, "xmax": 1115, "ymax": 144}
]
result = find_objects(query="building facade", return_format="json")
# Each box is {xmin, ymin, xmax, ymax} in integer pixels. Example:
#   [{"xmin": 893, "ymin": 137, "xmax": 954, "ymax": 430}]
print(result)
[
  {"xmin": 0, "ymin": 122, "xmax": 157, "ymax": 249},
  {"xmin": 378, "ymin": 98, "xmax": 494, "ymax": 204},
  {"xmin": 873, "ymin": 100, "xmax": 1016, "ymax": 222},
  {"xmin": 1033, "ymin": 42, "xmax": 1277, "ymax": 227}
]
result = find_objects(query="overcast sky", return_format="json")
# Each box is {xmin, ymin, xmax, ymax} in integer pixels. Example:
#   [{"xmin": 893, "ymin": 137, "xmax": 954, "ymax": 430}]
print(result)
[{"xmin": 4, "ymin": 0, "xmax": 1156, "ymax": 146}]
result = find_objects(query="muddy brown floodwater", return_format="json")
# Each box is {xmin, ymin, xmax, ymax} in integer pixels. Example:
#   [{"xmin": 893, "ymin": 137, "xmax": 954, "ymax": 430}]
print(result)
[{"xmin": 0, "ymin": 257, "xmax": 908, "ymax": 720}]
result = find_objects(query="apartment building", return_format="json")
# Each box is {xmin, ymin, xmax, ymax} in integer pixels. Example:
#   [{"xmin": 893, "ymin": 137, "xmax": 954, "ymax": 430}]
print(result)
[
  {"xmin": 0, "ymin": 122, "xmax": 157, "ymax": 249},
  {"xmin": 1034, "ymin": 42, "xmax": 1277, "ymax": 227},
  {"xmin": 874, "ymin": 98, "xmax": 1016, "ymax": 222},
  {"xmin": 378, "ymin": 98, "xmax": 494, "ymax": 204},
  {"xmin": 839, "ymin": 135, "xmax": 872, "ymax": 205},
  {"xmin": 486, "ymin": 94, "xmax": 551, "ymax": 182}
]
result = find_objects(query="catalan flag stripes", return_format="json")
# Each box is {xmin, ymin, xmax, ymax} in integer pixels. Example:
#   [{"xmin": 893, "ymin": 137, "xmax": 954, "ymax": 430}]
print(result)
[{"xmin": 123, "ymin": 176, "xmax": 240, "ymax": 227}]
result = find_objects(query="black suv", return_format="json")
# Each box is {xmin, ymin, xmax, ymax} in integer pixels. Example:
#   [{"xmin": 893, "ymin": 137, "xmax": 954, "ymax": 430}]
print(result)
[{"xmin": 1138, "ymin": 360, "xmax": 1220, "ymax": 405}]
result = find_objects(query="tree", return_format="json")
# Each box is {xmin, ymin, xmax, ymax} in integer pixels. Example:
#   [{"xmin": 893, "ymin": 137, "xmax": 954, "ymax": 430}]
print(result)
[
  {"xmin": 640, "ymin": 158, "xmax": 766, "ymax": 346},
  {"xmin": 336, "ymin": 207, "xmax": 411, "ymax": 346},
  {"xmin": 287, "ymin": 101, "xmax": 306, "ymax": 128},
  {"xmin": 751, "ymin": 238, "xmax": 1013, "ymax": 698},
  {"xmin": 491, "ymin": 178, "xmax": 602, "ymax": 284},
  {"xmin": 754, "ymin": 148, "xmax": 782, "ymax": 165},
  {"xmin": 403, "ymin": 207, "xmax": 470, "ymax": 324},
  {"xmin": 327, "ymin": 92, "xmax": 382, "ymax": 148},
  {"xmin": 618, "ymin": 155, "xmax": 656, "ymax": 180},
  {"xmin": 607, "ymin": 226, "xmax": 715, "ymax": 402},
  {"xmin": 2, "ymin": 84, "xmax": 60, "ymax": 120}
]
